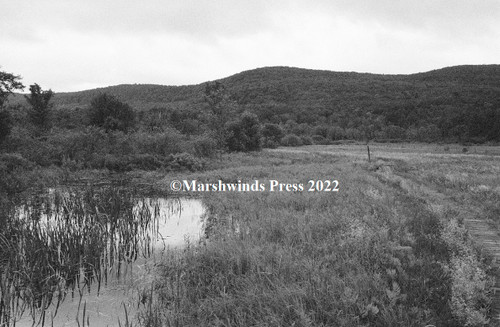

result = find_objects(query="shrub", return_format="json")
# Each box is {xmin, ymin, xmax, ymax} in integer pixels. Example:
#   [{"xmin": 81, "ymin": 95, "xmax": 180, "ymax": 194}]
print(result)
[
  {"xmin": 0, "ymin": 153, "xmax": 33, "ymax": 172},
  {"xmin": 169, "ymin": 153, "xmax": 203, "ymax": 171},
  {"xmin": 312, "ymin": 134, "xmax": 329, "ymax": 145},
  {"xmin": 281, "ymin": 134, "xmax": 303, "ymax": 147},
  {"xmin": 261, "ymin": 138, "xmax": 279, "ymax": 149},
  {"xmin": 384, "ymin": 125, "xmax": 406, "ymax": 140},
  {"xmin": 261, "ymin": 123, "xmax": 284, "ymax": 144},
  {"xmin": 127, "ymin": 154, "xmax": 165, "ymax": 170},
  {"xmin": 300, "ymin": 135, "xmax": 313, "ymax": 145},
  {"xmin": 327, "ymin": 126, "xmax": 346, "ymax": 141},
  {"xmin": 225, "ymin": 112, "xmax": 261, "ymax": 152},
  {"xmin": 133, "ymin": 129, "xmax": 184, "ymax": 156},
  {"xmin": 25, "ymin": 84, "xmax": 54, "ymax": 131},
  {"xmin": 88, "ymin": 93, "xmax": 135, "ymax": 132},
  {"xmin": 40, "ymin": 127, "xmax": 109, "ymax": 166},
  {"xmin": 313, "ymin": 125, "xmax": 328, "ymax": 138},
  {"xmin": 0, "ymin": 153, "xmax": 34, "ymax": 195},
  {"xmin": 0, "ymin": 110, "xmax": 12, "ymax": 144},
  {"xmin": 193, "ymin": 134, "xmax": 218, "ymax": 157},
  {"xmin": 16, "ymin": 137, "xmax": 62, "ymax": 166},
  {"xmin": 102, "ymin": 154, "xmax": 125, "ymax": 171}
]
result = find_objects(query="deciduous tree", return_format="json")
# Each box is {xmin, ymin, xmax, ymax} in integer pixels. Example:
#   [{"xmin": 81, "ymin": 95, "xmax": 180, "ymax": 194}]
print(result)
[
  {"xmin": 204, "ymin": 82, "xmax": 236, "ymax": 150},
  {"xmin": 0, "ymin": 69, "xmax": 24, "ymax": 109},
  {"xmin": 88, "ymin": 93, "xmax": 135, "ymax": 132},
  {"xmin": 225, "ymin": 112, "xmax": 261, "ymax": 152},
  {"xmin": 25, "ymin": 83, "xmax": 54, "ymax": 131},
  {"xmin": 0, "ymin": 69, "xmax": 24, "ymax": 144}
]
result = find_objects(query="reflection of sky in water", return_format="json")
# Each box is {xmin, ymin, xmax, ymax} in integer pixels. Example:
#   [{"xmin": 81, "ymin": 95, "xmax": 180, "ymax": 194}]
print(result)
[
  {"xmin": 16, "ymin": 193, "xmax": 205, "ymax": 250},
  {"xmin": 138, "ymin": 197, "xmax": 205, "ymax": 248},
  {"xmin": 14, "ymin": 196, "xmax": 205, "ymax": 327}
]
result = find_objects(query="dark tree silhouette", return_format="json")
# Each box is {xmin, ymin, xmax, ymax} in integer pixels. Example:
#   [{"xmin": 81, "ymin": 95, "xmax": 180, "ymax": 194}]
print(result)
[
  {"xmin": 0, "ymin": 69, "xmax": 24, "ymax": 144},
  {"xmin": 25, "ymin": 83, "xmax": 54, "ymax": 131},
  {"xmin": 204, "ymin": 81, "xmax": 236, "ymax": 149},
  {"xmin": 0, "ymin": 111, "xmax": 12, "ymax": 144},
  {"xmin": 262, "ymin": 123, "xmax": 284, "ymax": 144},
  {"xmin": 88, "ymin": 93, "xmax": 135, "ymax": 132},
  {"xmin": 0, "ymin": 69, "xmax": 24, "ymax": 109},
  {"xmin": 225, "ymin": 112, "xmax": 261, "ymax": 152}
]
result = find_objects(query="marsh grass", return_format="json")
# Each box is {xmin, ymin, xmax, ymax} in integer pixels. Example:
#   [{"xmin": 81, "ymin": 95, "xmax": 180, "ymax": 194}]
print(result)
[
  {"xmin": 0, "ymin": 186, "xmax": 173, "ymax": 326},
  {"xmin": 137, "ymin": 148, "xmax": 495, "ymax": 327},
  {"xmin": 2, "ymin": 144, "xmax": 497, "ymax": 326}
]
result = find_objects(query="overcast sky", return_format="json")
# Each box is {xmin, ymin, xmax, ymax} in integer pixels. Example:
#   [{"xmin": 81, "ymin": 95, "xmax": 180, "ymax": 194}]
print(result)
[{"xmin": 1, "ymin": 0, "xmax": 499, "ymax": 92}]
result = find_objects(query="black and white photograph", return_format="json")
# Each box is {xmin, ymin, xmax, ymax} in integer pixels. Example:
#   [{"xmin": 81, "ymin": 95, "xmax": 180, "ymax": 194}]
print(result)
[{"xmin": 1, "ymin": 1, "xmax": 500, "ymax": 326}]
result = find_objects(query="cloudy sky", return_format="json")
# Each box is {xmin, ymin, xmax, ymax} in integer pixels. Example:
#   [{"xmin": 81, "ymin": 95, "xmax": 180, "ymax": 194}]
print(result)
[{"xmin": 1, "ymin": 0, "xmax": 499, "ymax": 92}]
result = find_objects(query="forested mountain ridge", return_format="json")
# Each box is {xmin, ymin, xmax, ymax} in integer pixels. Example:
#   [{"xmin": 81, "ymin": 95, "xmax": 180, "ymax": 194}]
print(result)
[
  {"xmin": 15, "ymin": 64, "xmax": 500, "ymax": 109},
  {"xmin": 8, "ymin": 64, "xmax": 500, "ymax": 142}
]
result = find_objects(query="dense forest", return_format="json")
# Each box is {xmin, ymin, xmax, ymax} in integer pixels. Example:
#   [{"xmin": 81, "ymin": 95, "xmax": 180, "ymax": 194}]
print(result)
[{"xmin": 8, "ymin": 64, "xmax": 500, "ymax": 144}]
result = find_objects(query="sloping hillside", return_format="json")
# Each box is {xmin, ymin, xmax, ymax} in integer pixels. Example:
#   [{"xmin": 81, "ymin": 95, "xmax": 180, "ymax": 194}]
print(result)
[
  {"xmin": 13, "ymin": 64, "xmax": 500, "ymax": 109},
  {"xmin": 9, "ymin": 65, "xmax": 500, "ymax": 142}
]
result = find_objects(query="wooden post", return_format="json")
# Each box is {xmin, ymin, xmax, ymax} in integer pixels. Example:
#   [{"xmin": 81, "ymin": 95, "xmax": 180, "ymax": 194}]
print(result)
[{"xmin": 367, "ymin": 145, "xmax": 371, "ymax": 162}]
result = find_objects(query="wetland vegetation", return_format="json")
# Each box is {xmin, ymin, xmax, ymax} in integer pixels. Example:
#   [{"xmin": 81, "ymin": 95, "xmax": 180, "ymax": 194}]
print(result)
[
  {"xmin": 3, "ymin": 146, "xmax": 500, "ymax": 326},
  {"xmin": 0, "ymin": 185, "xmax": 206, "ymax": 326},
  {"xmin": 1, "ymin": 66, "xmax": 500, "ymax": 326},
  {"xmin": 133, "ymin": 147, "xmax": 499, "ymax": 327}
]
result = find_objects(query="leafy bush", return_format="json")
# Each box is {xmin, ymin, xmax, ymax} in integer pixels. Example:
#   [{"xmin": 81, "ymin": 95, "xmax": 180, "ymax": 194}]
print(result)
[
  {"xmin": 0, "ymin": 153, "xmax": 34, "ymax": 195},
  {"xmin": 225, "ymin": 112, "xmax": 261, "ymax": 152},
  {"xmin": 313, "ymin": 125, "xmax": 328, "ymax": 138},
  {"xmin": 12, "ymin": 136, "xmax": 62, "ymax": 166},
  {"xmin": 133, "ymin": 129, "xmax": 184, "ymax": 156},
  {"xmin": 88, "ymin": 93, "xmax": 135, "ymax": 132},
  {"xmin": 193, "ymin": 134, "xmax": 218, "ymax": 157},
  {"xmin": 0, "ymin": 110, "xmax": 12, "ymax": 144},
  {"xmin": 300, "ymin": 135, "xmax": 313, "ymax": 145},
  {"xmin": 261, "ymin": 123, "xmax": 284, "ymax": 144},
  {"xmin": 25, "ymin": 84, "xmax": 54, "ymax": 131},
  {"xmin": 102, "ymin": 154, "xmax": 126, "ymax": 172},
  {"xmin": 169, "ymin": 152, "xmax": 203, "ymax": 171},
  {"xmin": 312, "ymin": 134, "xmax": 329, "ymax": 145},
  {"xmin": 261, "ymin": 138, "xmax": 279, "ymax": 148},
  {"xmin": 0, "ymin": 153, "xmax": 33, "ymax": 172},
  {"xmin": 281, "ymin": 134, "xmax": 303, "ymax": 147},
  {"xmin": 327, "ymin": 126, "xmax": 346, "ymax": 141},
  {"xmin": 128, "ymin": 154, "xmax": 166, "ymax": 170}
]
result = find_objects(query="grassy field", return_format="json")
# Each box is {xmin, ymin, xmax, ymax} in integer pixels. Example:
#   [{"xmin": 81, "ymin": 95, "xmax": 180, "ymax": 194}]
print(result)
[
  {"xmin": 2, "ymin": 143, "xmax": 500, "ymax": 326},
  {"xmin": 132, "ymin": 143, "xmax": 500, "ymax": 327}
]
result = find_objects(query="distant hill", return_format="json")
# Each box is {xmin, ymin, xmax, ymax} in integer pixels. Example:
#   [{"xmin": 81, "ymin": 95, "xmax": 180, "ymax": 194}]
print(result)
[
  {"xmin": 10, "ymin": 64, "xmax": 500, "ymax": 109},
  {"xmin": 8, "ymin": 65, "xmax": 500, "ymax": 142}
]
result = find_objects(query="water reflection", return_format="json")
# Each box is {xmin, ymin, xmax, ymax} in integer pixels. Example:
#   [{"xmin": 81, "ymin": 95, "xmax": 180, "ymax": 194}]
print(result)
[
  {"xmin": 9, "ymin": 190, "xmax": 205, "ymax": 327},
  {"xmin": 136, "ymin": 197, "xmax": 205, "ymax": 248}
]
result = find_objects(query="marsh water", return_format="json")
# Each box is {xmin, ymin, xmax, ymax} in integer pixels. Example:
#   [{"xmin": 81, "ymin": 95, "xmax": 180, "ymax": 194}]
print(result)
[{"xmin": 2, "ymin": 187, "xmax": 205, "ymax": 327}]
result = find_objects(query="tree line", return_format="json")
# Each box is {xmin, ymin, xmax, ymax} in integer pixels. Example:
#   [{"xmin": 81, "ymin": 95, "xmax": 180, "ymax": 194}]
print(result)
[
  {"xmin": 0, "ymin": 68, "xmax": 266, "ymax": 175},
  {"xmin": 2, "ymin": 65, "xmax": 500, "ymax": 175},
  {"xmin": 12, "ymin": 65, "xmax": 498, "ymax": 145}
]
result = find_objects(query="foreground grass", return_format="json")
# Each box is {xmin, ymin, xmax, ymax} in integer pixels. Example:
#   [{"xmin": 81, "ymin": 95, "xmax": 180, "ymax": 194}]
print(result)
[
  {"xmin": 2, "ymin": 144, "xmax": 498, "ymax": 326},
  {"xmin": 136, "ymin": 148, "xmax": 497, "ymax": 327}
]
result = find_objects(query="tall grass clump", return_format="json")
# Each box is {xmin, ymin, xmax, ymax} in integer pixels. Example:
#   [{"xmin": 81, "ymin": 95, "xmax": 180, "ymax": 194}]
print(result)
[
  {"xmin": 139, "ymin": 153, "xmax": 491, "ymax": 327},
  {"xmin": 0, "ymin": 186, "xmax": 167, "ymax": 326}
]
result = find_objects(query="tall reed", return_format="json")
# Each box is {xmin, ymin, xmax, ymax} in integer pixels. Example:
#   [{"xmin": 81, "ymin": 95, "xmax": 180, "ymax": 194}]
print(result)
[{"xmin": 0, "ymin": 186, "xmax": 168, "ymax": 326}]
